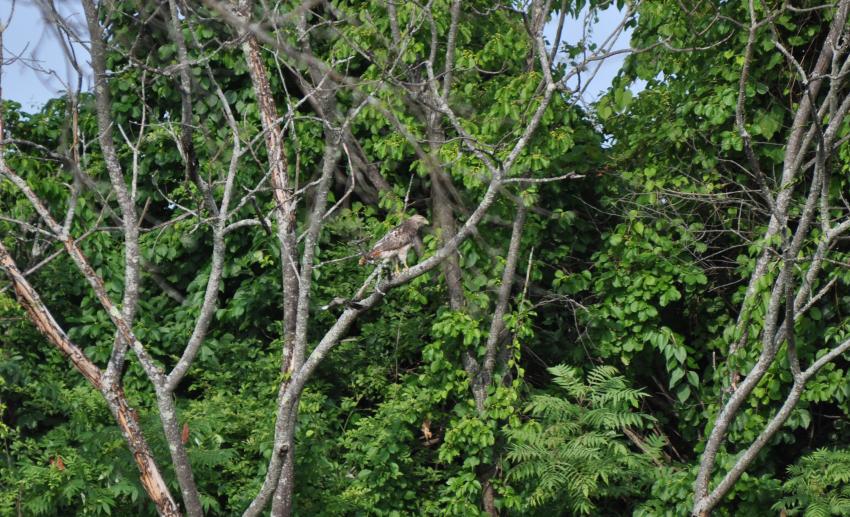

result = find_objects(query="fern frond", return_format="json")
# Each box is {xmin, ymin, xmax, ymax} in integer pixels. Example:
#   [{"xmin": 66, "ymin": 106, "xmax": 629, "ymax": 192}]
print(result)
[{"xmin": 507, "ymin": 364, "xmax": 657, "ymax": 514}]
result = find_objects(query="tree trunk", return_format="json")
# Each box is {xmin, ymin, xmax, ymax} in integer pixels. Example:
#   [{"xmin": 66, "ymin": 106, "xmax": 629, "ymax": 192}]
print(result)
[{"xmin": 105, "ymin": 388, "xmax": 182, "ymax": 517}]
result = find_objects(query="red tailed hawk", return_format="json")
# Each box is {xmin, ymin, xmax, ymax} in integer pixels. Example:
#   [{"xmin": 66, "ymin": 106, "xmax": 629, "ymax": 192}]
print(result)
[{"xmin": 359, "ymin": 215, "xmax": 429, "ymax": 272}]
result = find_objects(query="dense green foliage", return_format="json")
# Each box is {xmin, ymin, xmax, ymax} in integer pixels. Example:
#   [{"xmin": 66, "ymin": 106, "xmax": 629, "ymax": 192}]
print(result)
[{"xmin": 4, "ymin": 0, "xmax": 850, "ymax": 515}]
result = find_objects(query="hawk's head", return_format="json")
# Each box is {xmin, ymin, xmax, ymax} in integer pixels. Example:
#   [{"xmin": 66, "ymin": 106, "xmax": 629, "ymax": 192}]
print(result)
[{"xmin": 408, "ymin": 214, "xmax": 429, "ymax": 228}]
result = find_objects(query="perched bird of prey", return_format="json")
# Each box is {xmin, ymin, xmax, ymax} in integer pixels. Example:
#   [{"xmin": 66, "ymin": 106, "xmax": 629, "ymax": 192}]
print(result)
[{"xmin": 359, "ymin": 215, "xmax": 429, "ymax": 272}]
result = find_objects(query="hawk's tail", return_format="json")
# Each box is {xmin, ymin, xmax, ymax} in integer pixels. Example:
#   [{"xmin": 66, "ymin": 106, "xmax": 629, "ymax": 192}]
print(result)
[{"xmin": 358, "ymin": 255, "xmax": 367, "ymax": 266}]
